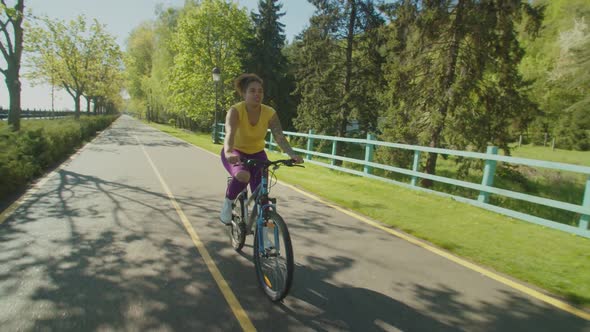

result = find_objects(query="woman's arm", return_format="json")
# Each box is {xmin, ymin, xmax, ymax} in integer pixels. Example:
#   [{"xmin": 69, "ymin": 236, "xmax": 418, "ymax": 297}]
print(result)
[
  {"xmin": 269, "ymin": 113, "xmax": 303, "ymax": 163},
  {"xmin": 224, "ymin": 108, "xmax": 239, "ymax": 163}
]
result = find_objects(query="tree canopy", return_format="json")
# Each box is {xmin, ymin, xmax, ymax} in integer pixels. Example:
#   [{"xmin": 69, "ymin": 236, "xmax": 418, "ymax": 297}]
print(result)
[
  {"xmin": 26, "ymin": 15, "xmax": 123, "ymax": 116},
  {"xmin": 122, "ymin": 0, "xmax": 588, "ymax": 156}
]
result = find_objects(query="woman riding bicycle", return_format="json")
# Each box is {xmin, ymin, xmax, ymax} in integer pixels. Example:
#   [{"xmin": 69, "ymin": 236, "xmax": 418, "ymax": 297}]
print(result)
[{"xmin": 220, "ymin": 73, "xmax": 303, "ymax": 224}]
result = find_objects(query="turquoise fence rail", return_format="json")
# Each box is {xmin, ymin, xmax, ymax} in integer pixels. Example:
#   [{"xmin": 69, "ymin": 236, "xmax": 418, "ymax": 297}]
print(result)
[{"xmin": 215, "ymin": 124, "xmax": 590, "ymax": 239}]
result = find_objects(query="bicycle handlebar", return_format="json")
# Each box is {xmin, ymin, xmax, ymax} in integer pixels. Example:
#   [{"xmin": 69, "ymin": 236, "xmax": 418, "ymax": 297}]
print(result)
[{"xmin": 241, "ymin": 158, "xmax": 304, "ymax": 169}]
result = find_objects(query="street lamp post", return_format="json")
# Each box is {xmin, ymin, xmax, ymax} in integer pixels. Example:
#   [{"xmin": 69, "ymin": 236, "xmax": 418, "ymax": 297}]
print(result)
[{"xmin": 212, "ymin": 67, "xmax": 221, "ymax": 144}]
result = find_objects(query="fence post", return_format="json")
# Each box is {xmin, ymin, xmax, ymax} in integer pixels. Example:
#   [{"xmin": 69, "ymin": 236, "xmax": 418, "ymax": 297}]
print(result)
[
  {"xmin": 364, "ymin": 133, "xmax": 375, "ymax": 174},
  {"xmin": 478, "ymin": 146, "xmax": 499, "ymax": 203},
  {"xmin": 331, "ymin": 140, "xmax": 337, "ymax": 166},
  {"xmin": 411, "ymin": 150, "xmax": 421, "ymax": 186},
  {"xmin": 518, "ymin": 135, "xmax": 522, "ymax": 147},
  {"xmin": 268, "ymin": 132, "xmax": 274, "ymax": 152},
  {"xmin": 306, "ymin": 129, "xmax": 314, "ymax": 160},
  {"xmin": 551, "ymin": 137, "xmax": 555, "ymax": 151},
  {"xmin": 580, "ymin": 176, "xmax": 590, "ymax": 230}
]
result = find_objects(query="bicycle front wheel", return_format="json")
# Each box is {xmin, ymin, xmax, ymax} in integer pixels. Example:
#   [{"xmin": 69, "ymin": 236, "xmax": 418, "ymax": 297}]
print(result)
[{"xmin": 253, "ymin": 211, "xmax": 294, "ymax": 302}]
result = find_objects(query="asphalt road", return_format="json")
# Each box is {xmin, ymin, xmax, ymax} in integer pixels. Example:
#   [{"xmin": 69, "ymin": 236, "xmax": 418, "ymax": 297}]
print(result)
[{"xmin": 1, "ymin": 115, "xmax": 588, "ymax": 331}]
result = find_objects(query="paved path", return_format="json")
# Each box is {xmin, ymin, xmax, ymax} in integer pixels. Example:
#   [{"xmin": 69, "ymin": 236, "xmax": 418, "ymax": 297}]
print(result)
[{"xmin": 1, "ymin": 115, "xmax": 588, "ymax": 331}]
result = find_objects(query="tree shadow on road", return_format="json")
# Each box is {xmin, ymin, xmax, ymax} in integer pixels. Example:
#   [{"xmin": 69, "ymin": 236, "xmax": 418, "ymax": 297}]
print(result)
[
  {"xmin": 279, "ymin": 254, "xmax": 589, "ymax": 332},
  {"xmin": 282, "ymin": 255, "xmax": 460, "ymax": 332},
  {"xmin": 0, "ymin": 169, "xmax": 241, "ymax": 331},
  {"xmin": 1, "ymin": 167, "xmax": 588, "ymax": 331}
]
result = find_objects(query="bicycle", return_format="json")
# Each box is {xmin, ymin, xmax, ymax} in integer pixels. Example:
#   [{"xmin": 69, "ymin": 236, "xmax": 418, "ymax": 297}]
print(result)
[{"xmin": 228, "ymin": 158, "xmax": 303, "ymax": 302}]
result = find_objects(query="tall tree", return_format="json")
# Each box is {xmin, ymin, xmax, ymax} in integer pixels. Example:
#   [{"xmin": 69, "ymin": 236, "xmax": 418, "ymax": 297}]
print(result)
[
  {"xmin": 124, "ymin": 21, "xmax": 155, "ymax": 119},
  {"xmin": 293, "ymin": 0, "xmax": 385, "ymax": 145},
  {"xmin": 245, "ymin": 0, "xmax": 295, "ymax": 129},
  {"xmin": 379, "ymin": 0, "xmax": 542, "ymax": 187},
  {"xmin": 0, "ymin": 0, "xmax": 24, "ymax": 131},
  {"xmin": 124, "ymin": 7, "xmax": 179, "ymax": 123},
  {"xmin": 168, "ymin": 0, "xmax": 250, "ymax": 130},
  {"xmin": 84, "ymin": 23, "xmax": 123, "ymax": 113},
  {"xmin": 148, "ymin": 6, "xmax": 179, "ymax": 123}
]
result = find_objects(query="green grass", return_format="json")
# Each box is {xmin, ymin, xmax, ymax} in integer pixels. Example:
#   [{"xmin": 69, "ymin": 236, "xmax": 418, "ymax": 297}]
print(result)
[
  {"xmin": 509, "ymin": 144, "xmax": 590, "ymax": 166},
  {"xmin": 147, "ymin": 122, "xmax": 590, "ymax": 309},
  {"xmin": 362, "ymin": 143, "xmax": 589, "ymax": 226}
]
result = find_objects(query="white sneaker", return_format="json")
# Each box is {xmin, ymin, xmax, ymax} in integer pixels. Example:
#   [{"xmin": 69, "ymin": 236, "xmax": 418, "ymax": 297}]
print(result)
[{"xmin": 219, "ymin": 198, "xmax": 233, "ymax": 225}]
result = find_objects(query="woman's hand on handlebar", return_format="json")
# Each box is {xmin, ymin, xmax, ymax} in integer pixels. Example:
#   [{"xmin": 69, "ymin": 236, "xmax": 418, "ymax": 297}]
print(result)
[{"xmin": 289, "ymin": 154, "xmax": 304, "ymax": 164}]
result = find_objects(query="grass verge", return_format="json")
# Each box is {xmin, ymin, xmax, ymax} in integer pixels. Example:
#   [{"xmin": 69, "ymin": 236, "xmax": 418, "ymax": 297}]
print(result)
[{"xmin": 148, "ymin": 121, "xmax": 590, "ymax": 309}]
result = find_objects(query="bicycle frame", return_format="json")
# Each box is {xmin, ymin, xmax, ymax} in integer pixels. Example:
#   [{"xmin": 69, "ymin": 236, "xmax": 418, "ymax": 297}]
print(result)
[{"xmin": 240, "ymin": 165, "xmax": 280, "ymax": 255}]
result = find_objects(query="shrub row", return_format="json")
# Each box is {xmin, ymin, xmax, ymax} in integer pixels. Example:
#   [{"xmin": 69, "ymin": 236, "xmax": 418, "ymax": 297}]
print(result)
[{"xmin": 0, "ymin": 115, "xmax": 118, "ymax": 202}]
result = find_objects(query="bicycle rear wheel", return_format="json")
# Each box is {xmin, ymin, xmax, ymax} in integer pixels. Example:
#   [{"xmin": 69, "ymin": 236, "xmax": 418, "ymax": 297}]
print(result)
[
  {"xmin": 253, "ymin": 211, "xmax": 294, "ymax": 302},
  {"xmin": 229, "ymin": 192, "xmax": 246, "ymax": 251}
]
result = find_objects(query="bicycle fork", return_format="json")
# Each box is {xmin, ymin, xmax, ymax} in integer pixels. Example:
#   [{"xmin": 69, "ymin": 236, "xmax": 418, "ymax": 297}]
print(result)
[{"xmin": 256, "ymin": 198, "xmax": 280, "ymax": 257}]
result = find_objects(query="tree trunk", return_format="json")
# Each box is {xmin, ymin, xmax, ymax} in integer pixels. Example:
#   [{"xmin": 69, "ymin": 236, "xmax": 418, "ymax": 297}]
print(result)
[
  {"xmin": 6, "ymin": 68, "xmax": 21, "ymax": 131},
  {"xmin": 421, "ymin": 0, "xmax": 466, "ymax": 188},
  {"xmin": 423, "ymin": 127, "xmax": 443, "ymax": 188},
  {"xmin": 74, "ymin": 93, "xmax": 81, "ymax": 119},
  {"xmin": 333, "ymin": 0, "xmax": 357, "ymax": 167},
  {"xmin": 85, "ymin": 96, "xmax": 91, "ymax": 113},
  {"xmin": 4, "ymin": 0, "xmax": 25, "ymax": 131}
]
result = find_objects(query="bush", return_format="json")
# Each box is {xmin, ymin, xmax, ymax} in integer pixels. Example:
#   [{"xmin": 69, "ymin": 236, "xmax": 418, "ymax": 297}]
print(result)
[{"xmin": 0, "ymin": 115, "xmax": 118, "ymax": 202}]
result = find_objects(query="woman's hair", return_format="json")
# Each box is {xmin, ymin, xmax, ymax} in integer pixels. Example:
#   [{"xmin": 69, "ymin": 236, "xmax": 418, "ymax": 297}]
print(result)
[{"xmin": 234, "ymin": 73, "xmax": 263, "ymax": 97}]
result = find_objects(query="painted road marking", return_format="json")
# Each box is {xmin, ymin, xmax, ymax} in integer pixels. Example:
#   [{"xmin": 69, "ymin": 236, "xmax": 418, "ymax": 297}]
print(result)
[
  {"xmin": 135, "ymin": 135, "xmax": 256, "ymax": 332},
  {"xmin": 279, "ymin": 182, "xmax": 590, "ymax": 321}
]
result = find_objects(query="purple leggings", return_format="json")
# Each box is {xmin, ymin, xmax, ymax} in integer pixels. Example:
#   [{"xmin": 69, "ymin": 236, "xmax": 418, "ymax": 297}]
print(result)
[{"xmin": 221, "ymin": 149, "xmax": 268, "ymax": 200}]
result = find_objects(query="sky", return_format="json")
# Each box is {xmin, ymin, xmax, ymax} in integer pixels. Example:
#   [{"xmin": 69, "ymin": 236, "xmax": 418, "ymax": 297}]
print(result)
[{"xmin": 0, "ymin": 0, "xmax": 316, "ymax": 110}]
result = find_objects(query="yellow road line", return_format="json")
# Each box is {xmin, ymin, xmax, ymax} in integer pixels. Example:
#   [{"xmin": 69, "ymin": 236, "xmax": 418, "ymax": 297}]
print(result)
[
  {"xmin": 135, "ymin": 136, "xmax": 256, "ymax": 332},
  {"xmin": 146, "ymin": 120, "xmax": 590, "ymax": 321},
  {"xmin": 278, "ymin": 181, "xmax": 590, "ymax": 321}
]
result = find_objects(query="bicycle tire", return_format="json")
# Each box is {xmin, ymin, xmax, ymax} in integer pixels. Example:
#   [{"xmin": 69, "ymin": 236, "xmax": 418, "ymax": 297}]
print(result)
[
  {"xmin": 229, "ymin": 192, "xmax": 247, "ymax": 251},
  {"xmin": 253, "ymin": 211, "xmax": 294, "ymax": 302}
]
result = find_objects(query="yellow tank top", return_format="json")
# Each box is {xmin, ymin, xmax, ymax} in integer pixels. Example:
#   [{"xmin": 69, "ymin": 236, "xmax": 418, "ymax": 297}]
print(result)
[{"xmin": 233, "ymin": 101, "xmax": 276, "ymax": 154}]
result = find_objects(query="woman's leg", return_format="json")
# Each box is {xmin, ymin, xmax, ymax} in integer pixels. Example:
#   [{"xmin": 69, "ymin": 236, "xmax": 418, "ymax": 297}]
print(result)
[
  {"xmin": 246, "ymin": 150, "xmax": 268, "ymax": 195},
  {"xmin": 220, "ymin": 149, "xmax": 250, "ymax": 200}
]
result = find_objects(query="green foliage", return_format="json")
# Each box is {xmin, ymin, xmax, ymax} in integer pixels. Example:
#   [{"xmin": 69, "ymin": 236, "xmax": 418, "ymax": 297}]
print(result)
[
  {"xmin": 0, "ymin": 116, "xmax": 118, "ymax": 201},
  {"xmin": 124, "ymin": 22, "xmax": 155, "ymax": 102},
  {"xmin": 25, "ymin": 15, "xmax": 124, "ymax": 115},
  {"xmin": 168, "ymin": 0, "xmax": 250, "ymax": 130},
  {"xmin": 292, "ymin": 0, "xmax": 385, "ymax": 137},
  {"xmin": 244, "ymin": 0, "xmax": 296, "ymax": 129},
  {"xmin": 149, "ymin": 7, "xmax": 179, "ymax": 122},
  {"xmin": 519, "ymin": 0, "xmax": 590, "ymax": 150},
  {"xmin": 377, "ymin": 0, "xmax": 542, "ymax": 185},
  {"xmin": 119, "ymin": 0, "xmax": 590, "ymax": 152}
]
